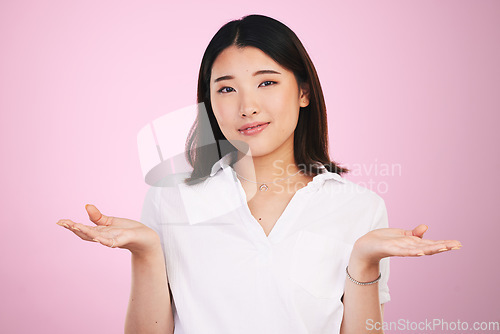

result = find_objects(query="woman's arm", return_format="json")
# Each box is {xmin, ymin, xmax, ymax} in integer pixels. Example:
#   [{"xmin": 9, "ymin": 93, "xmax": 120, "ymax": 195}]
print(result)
[
  {"xmin": 125, "ymin": 242, "xmax": 174, "ymax": 334},
  {"xmin": 340, "ymin": 224, "xmax": 461, "ymax": 334},
  {"xmin": 57, "ymin": 204, "xmax": 175, "ymax": 334},
  {"xmin": 340, "ymin": 256, "xmax": 383, "ymax": 334}
]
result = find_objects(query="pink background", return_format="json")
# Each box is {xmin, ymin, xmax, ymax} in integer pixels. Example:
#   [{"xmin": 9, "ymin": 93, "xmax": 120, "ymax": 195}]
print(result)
[{"xmin": 1, "ymin": 1, "xmax": 499, "ymax": 333}]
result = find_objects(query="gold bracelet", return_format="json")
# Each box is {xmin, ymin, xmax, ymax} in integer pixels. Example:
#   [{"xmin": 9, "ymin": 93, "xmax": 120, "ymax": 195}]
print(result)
[{"xmin": 346, "ymin": 266, "xmax": 381, "ymax": 285}]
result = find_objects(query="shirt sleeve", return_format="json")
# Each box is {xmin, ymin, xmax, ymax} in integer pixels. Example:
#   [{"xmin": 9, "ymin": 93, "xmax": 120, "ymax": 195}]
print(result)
[
  {"xmin": 140, "ymin": 186, "xmax": 164, "ymax": 247},
  {"xmin": 371, "ymin": 197, "xmax": 391, "ymax": 305}
]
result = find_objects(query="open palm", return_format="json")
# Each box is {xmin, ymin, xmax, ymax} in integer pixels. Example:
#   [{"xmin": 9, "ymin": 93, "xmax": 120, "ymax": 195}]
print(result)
[
  {"xmin": 57, "ymin": 204, "xmax": 160, "ymax": 255},
  {"xmin": 352, "ymin": 224, "xmax": 462, "ymax": 264}
]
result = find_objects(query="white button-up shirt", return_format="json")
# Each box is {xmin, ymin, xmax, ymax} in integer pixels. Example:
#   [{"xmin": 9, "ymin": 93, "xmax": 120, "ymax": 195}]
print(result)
[{"xmin": 141, "ymin": 152, "xmax": 390, "ymax": 334}]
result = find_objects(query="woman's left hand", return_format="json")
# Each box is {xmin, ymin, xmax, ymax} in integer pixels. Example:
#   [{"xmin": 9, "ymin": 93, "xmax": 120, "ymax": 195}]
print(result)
[{"xmin": 351, "ymin": 224, "xmax": 462, "ymax": 265}]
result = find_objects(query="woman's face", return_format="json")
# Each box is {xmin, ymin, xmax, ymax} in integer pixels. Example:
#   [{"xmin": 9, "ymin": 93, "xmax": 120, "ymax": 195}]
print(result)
[{"xmin": 210, "ymin": 45, "xmax": 309, "ymax": 158}]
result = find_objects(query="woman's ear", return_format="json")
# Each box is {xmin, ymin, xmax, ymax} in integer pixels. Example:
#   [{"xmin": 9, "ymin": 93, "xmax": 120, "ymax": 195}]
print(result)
[{"xmin": 299, "ymin": 82, "xmax": 310, "ymax": 108}]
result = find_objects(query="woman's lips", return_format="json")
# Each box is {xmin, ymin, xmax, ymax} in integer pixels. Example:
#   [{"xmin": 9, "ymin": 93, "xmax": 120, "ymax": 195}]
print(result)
[{"xmin": 238, "ymin": 122, "xmax": 270, "ymax": 136}]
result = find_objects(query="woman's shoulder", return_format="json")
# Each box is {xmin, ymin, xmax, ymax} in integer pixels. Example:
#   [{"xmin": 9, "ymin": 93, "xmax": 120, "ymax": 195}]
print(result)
[{"xmin": 316, "ymin": 172, "xmax": 385, "ymax": 210}]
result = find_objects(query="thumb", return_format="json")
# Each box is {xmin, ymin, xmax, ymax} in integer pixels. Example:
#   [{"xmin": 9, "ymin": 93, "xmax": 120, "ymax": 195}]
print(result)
[
  {"xmin": 85, "ymin": 204, "xmax": 111, "ymax": 226},
  {"xmin": 412, "ymin": 224, "xmax": 428, "ymax": 238}
]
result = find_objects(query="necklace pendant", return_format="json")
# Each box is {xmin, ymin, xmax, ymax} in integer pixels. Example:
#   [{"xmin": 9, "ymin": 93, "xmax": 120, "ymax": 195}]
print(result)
[{"xmin": 259, "ymin": 184, "xmax": 269, "ymax": 192}]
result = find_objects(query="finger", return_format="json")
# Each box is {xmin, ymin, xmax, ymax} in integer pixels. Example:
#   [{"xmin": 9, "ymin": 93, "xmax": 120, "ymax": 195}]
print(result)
[
  {"xmin": 73, "ymin": 223, "xmax": 121, "ymax": 243},
  {"xmin": 391, "ymin": 236, "xmax": 458, "ymax": 251},
  {"xmin": 390, "ymin": 245, "xmax": 427, "ymax": 257},
  {"xmin": 71, "ymin": 222, "xmax": 107, "ymax": 241},
  {"xmin": 56, "ymin": 219, "xmax": 71, "ymax": 229},
  {"xmin": 428, "ymin": 239, "xmax": 462, "ymax": 248},
  {"xmin": 412, "ymin": 238, "xmax": 462, "ymax": 250},
  {"xmin": 444, "ymin": 239, "xmax": 462, "ymax": 248},
  {"xmin": 57, "ymin": 220, "xmax": 97, "ymax": 242},
  {"xmin": 417, "ymin": 241, "xmax": 460, "ymax": 255},
  {"xmin": 411, "ymin": 224, "xmax": 428, "ymax": 238},
  {"xmin": 85, "ymin": 204, "xmax": 113, "ymax": 226},
  {"xmin": 389, "ymin": 239, "xmax": 462, "ymax": 258}
]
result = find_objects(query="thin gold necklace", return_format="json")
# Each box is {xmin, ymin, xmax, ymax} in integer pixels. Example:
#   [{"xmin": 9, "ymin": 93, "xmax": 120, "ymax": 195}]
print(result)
[{"xmin": 234, "ymin": 169, "xmax": 303, "ymax": 192}]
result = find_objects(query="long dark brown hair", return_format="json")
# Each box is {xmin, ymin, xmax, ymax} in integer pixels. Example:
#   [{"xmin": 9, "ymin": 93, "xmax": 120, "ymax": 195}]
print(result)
[{"xmin": 183, "ymin": 14, "xmax": 349, "ymax": 185}]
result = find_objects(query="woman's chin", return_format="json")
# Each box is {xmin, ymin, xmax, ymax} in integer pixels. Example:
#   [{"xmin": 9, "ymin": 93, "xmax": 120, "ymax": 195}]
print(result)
[
  {"xmin": 237, "ymin": 147, "xmax": 274, "ymax": 159},
  {"xmin": 226, "ymin": 138, "xmax": 281, "ymax": 159}
]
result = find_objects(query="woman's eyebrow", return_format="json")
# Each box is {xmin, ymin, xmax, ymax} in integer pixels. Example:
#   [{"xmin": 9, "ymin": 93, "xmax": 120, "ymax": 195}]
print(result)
[{"xmin": 213, "ymin": 69, "xmax": 281, "ymax": 83}]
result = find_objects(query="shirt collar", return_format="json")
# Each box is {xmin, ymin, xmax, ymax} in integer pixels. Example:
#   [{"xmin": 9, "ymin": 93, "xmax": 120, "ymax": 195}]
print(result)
[
  {"xmin": 209, "ymin": 151, "xmax": 346, "ymax": 184},
  {"xmin": 210, "ymin": 151, "xmax": 237, "ymax": 177},
  {"xmin": 312, "ymin": 163, "xmax": 347, "ymax": 184}
]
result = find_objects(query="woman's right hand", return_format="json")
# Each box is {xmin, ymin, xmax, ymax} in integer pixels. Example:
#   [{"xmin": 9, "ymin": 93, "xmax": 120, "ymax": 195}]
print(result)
[{"xmin": 57, "ymin": 204, "xmax": 161, "ymax": 256}]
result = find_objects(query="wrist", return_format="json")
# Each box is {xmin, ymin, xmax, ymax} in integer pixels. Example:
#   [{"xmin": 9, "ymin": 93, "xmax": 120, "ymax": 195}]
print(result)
[
  {"xmin": 348, "ymin": 253, "xmax": 381, "ymax": 283},
  {"xmin": 346, "ymin": 266, "xmax": 381, "ymax": 286},
  {"xmin": 130, "ymin": 241, "xmax": 163, "ymax": 261},
  {"xmin": 350, "ymin": 236, "xmax": 383, "ymax": 265}
]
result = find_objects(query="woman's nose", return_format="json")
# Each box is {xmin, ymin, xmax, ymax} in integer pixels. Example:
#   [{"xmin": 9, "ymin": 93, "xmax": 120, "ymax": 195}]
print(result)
[
  {"xmin": 239, "ymin": 93, "xmax": 259, "ymax": 117},
  {"xmin": 241, "ymin": 109, "xmax": 258, "ymax": 117}
]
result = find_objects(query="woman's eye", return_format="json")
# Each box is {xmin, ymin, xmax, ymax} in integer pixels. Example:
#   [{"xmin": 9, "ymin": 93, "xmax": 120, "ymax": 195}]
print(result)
[
  {"xmin": 260, "ymin": 81, "xmax": 276, "ymax": 87},
  {"xmin": 218, "ymin": 87, "xmax": 234, "ymax": 93},
  {"xmin": 217, "ymin": 81, "xmax": 276, "ymax": 94}
]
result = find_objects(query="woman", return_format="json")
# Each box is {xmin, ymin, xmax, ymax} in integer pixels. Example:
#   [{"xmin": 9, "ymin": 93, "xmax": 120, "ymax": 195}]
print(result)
[{"xmin": 57, "ymin": 14, "xmax": 461, "ymax": 334}]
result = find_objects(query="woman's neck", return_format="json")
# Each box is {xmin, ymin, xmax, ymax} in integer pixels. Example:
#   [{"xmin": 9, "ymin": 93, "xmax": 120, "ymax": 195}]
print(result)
[{"xmin": 232, "ymin": 148, "xmax": 301, "ymax": 183}]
